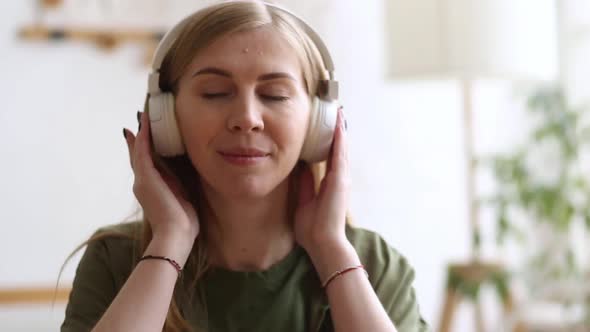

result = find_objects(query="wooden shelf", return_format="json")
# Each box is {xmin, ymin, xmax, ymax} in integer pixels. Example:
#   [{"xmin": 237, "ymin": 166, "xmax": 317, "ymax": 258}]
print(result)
[
  {"xmin": 0, "ymin": 287, "xmax": 71, "ymax": 304},
  {"xmin": 19, "ymin": 24, "xmax": 163, "ymax": 48},
  {"xmin": 18, "ymin": 24, "xmax": 163, "ymax": 65}
]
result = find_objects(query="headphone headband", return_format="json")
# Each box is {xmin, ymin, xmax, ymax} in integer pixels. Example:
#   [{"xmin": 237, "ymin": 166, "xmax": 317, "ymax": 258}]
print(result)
[{"xmin": 148, "ymin": 1, "xmax": 337, "ymax": 99}]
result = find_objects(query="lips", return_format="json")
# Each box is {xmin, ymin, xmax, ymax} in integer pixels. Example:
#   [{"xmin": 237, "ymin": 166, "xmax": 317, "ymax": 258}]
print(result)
[
  {"xmin": 218, "ymin": 147, "xmax": 270, "ymax": 166},
  {"xmin": 218, "ymin": 147, "xmax": 270, "ymax": 157}
]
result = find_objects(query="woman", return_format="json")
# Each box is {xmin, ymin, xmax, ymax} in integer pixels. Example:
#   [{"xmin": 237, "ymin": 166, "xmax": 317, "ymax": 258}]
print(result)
[{"xmin": 61, "ymin": 1, "xmax": 429, "ymax": 331}]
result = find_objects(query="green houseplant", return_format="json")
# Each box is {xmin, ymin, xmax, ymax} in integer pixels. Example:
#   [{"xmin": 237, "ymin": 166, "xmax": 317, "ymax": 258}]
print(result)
[{"xmin": 483, "ymin": 84, "xmax": 590, "ymax": 325}]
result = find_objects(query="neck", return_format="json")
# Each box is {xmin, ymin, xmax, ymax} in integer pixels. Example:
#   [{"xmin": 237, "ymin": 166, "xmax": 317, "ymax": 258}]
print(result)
[{"xmin": 202, "ymin": 178, "xmax": 296, "ymax": 271}]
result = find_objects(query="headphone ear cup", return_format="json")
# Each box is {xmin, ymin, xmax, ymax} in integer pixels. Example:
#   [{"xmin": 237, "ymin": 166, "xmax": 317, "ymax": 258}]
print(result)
[
  {"xmin": 147, "ymin": 93, "xmax": 185, "ymax": 157},
  {"xmin": 300, "ymin": 97, "xmax": 339, "ymax": 163}
]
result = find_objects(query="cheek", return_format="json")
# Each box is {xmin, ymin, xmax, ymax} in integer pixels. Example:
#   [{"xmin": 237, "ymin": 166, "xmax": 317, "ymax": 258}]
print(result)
[
  {"xmin": 182, "ymin": 119, "xmax": 218, "ymax": 153},
  {"xmin": 176, "ymin": 94, "xmax": 219, "ymax": 143},
  {"xmin": 181, "ymin": 124, "xmax": 218, "ymax": 183},
  {"xmin": 272, "ymin": 112, "xmax": 309, "ymax": 156},
  {"xmin": 177, "ymin": 111, "xmax": 221, "ymax": 160}
]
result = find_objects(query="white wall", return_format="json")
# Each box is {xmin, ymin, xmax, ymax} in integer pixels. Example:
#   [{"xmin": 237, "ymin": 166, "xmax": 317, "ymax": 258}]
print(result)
[{"xmin": 3, "ymin": 1, "xmax": 586, "ymax": 331}]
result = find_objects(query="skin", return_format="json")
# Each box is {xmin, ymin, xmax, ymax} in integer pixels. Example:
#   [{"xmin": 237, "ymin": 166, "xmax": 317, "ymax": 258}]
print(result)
[
  {"xmin": 173, "ymin": 26, "xmax": 312, "ymax": 271},
  {"xmin": 96, "ymin": 25, "xmax": 397, "ymax": 332}
]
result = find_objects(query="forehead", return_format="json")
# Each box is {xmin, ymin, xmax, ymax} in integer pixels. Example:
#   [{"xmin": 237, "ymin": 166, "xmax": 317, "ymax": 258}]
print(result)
[{"xmin": 185, "ymin": 26, "xmax": 303, "ymax": 78}]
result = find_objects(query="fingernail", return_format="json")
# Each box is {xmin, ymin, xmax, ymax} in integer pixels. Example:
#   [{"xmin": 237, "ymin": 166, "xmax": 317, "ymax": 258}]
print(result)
[
  {"xmin": 123, "ymin": 128, "xmax": 127, "ymax": 139},
  {"xmin": 137, "ymin": 111, "xmax": 141, "ymax": 123},
  {"xmin": 337, "ymin": 107, "xmax": 347, "ymax": 131}
]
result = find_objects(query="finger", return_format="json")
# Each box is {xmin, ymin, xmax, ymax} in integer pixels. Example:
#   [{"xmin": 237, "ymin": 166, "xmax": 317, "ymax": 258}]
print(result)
[
  {"xmin": 325, "ymin": 107, "xmax": 343, "ymax": 174},
  {"xmin": 328, "ymin": 107, "xmax": 347, "ymax": 177},
  {"xmin": 134, "ymin": 112, "xmax": 155, "ymax": 172},
  {"xmin": 326, "ymin": 140, "xmax": 334, "ymax": 175},
  {"xmin": 123, "ymin": 128, "xmax": 136, "ymax": 170},
  {"xmin": 337, "ymin": 108, "xmax": 348, "ymax": 171}
]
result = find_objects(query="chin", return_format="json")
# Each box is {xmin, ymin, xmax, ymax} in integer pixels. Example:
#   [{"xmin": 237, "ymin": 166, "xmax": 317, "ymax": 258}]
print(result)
[
  {"xmin": 211, "ymin": 174, "xmax": 286, "ymax": 201},
  {"xmin": 191, "ymin": 152, "xmax": 297, "ymax": 202}
]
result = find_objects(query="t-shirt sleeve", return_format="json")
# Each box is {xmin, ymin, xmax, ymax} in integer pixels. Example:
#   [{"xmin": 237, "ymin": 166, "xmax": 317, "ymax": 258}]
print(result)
[
  {"xmin": 349, "ymin": 227, "xmax": 430, "ymax": 332},
  {"xmin": 60, "ymin": 235, "xmax": 118, "ymax": 332}
]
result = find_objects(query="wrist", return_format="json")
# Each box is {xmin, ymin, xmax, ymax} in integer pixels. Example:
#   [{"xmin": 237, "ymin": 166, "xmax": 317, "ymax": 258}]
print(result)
[
  {"xmin": 155, "ymin": 224, "xmax": 199, "ymax": 244},
  {"xmin": 145, "ymin": 233, "xmax": 195, "ymax": 268},
  {"xmin": 308, "ymin": 238, "xmax": 361, "ymax": 283}
]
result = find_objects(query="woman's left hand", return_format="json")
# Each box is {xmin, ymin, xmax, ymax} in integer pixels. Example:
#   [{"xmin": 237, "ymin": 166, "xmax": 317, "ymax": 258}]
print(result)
[{"xmin": 294, "ymin": 107, "xmax": 351, "ymax": 259}]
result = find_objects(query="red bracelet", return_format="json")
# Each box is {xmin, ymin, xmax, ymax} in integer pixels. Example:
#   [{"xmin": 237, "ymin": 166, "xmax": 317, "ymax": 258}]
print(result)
[
  {"xmin": 139, "ymin": 255, "xmax": 182, "ymax": 276},
  {"xmin": 322, "ymin": 264, "xmax": 368, "ymax": 288}
]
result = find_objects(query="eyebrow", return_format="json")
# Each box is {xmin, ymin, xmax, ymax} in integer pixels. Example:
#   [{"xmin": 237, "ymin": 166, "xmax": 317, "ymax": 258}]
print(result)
[{"xmin": 191, "ymin": 67, "xmax": 296, "ymax": 81}]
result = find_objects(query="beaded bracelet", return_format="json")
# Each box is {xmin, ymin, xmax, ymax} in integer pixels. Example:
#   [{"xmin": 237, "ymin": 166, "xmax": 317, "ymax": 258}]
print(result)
[
  {"xmin": 139, "ymin": 255, "xmax": 182, "ymax": 276},
  {"xmin": 322, "ymin": 264, "xmax": 368, "ymax": 289}
]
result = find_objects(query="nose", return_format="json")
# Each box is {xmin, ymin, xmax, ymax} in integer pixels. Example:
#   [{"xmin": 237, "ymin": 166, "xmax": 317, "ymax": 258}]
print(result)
[{"xmin": 226, "ymin": 93, "xmax": 264, "ymax": 133}]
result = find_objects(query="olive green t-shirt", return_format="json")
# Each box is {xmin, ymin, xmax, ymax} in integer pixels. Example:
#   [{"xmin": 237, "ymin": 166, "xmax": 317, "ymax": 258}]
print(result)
[{"xmin": 61, "ymin": 222, "xmax": 430, "ymax": 332}]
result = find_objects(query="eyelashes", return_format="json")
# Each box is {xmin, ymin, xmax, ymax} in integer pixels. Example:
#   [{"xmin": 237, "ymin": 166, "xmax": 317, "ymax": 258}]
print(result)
[
  {"xmin": 262, "ymin": 95, "xmax": 289, "ymax": 102},
  {"xmin": 202, "ymin": 93, "xmax": 229, "ymax": 99},
  {"xmin": 201, "ymin": 93, "xmax": 289, "ymax": 102}
]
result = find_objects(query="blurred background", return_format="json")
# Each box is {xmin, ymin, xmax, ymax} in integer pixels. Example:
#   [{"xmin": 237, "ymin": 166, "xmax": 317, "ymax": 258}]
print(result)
[{"xmin": 1, "ymin": 0, "xmax": 589, "ymax": 331}]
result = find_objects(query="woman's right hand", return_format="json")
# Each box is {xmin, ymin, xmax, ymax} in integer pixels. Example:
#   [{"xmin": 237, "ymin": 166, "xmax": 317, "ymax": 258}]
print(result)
[{"xmin": 123, "ymin": 111, "xmax": 199, "ymax": 264}]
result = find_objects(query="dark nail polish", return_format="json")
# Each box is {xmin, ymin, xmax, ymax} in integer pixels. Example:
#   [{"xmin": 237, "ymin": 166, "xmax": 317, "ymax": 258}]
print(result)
[
  {"xmin": 137, "ymin": 111, "xmax": 141, "ymax": 123},
  {"xmin": 123, "ymin": 128, "xmax": 127, "ymax": 139}
]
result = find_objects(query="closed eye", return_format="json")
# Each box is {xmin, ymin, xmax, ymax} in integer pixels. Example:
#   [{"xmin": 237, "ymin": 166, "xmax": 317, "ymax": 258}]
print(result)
[
  {"xmin": 202, "ymin": 92, "xmax": 230, "ymax": 99},
  {"xmin": 201, "ymin": 93, "xmax": 289, "ymax": 102},
  {"xmin": 261, "ymin": 95, "xmax": 289, "ymax": 102}
]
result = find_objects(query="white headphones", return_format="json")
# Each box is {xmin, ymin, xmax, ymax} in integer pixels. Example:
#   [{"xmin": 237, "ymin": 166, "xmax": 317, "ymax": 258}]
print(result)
[{"xmin": 146, "ymin": 1, "xmax": 340, "ymax": 163}]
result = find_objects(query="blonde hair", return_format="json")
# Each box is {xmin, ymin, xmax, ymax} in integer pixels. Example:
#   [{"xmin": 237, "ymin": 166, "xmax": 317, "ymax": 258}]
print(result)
[{"xmin": 59, "ymin": 2, "xmax": 350, "ymax": 331}]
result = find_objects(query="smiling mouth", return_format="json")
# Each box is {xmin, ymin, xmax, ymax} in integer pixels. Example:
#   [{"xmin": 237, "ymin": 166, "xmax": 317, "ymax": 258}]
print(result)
[
  {"xmin": 219, "ymin": 152, "xmax": 270, "ymax": 157},
  {"xmin": 218, "ymin": 152, "xmax": 270, "ymax": 166}
]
